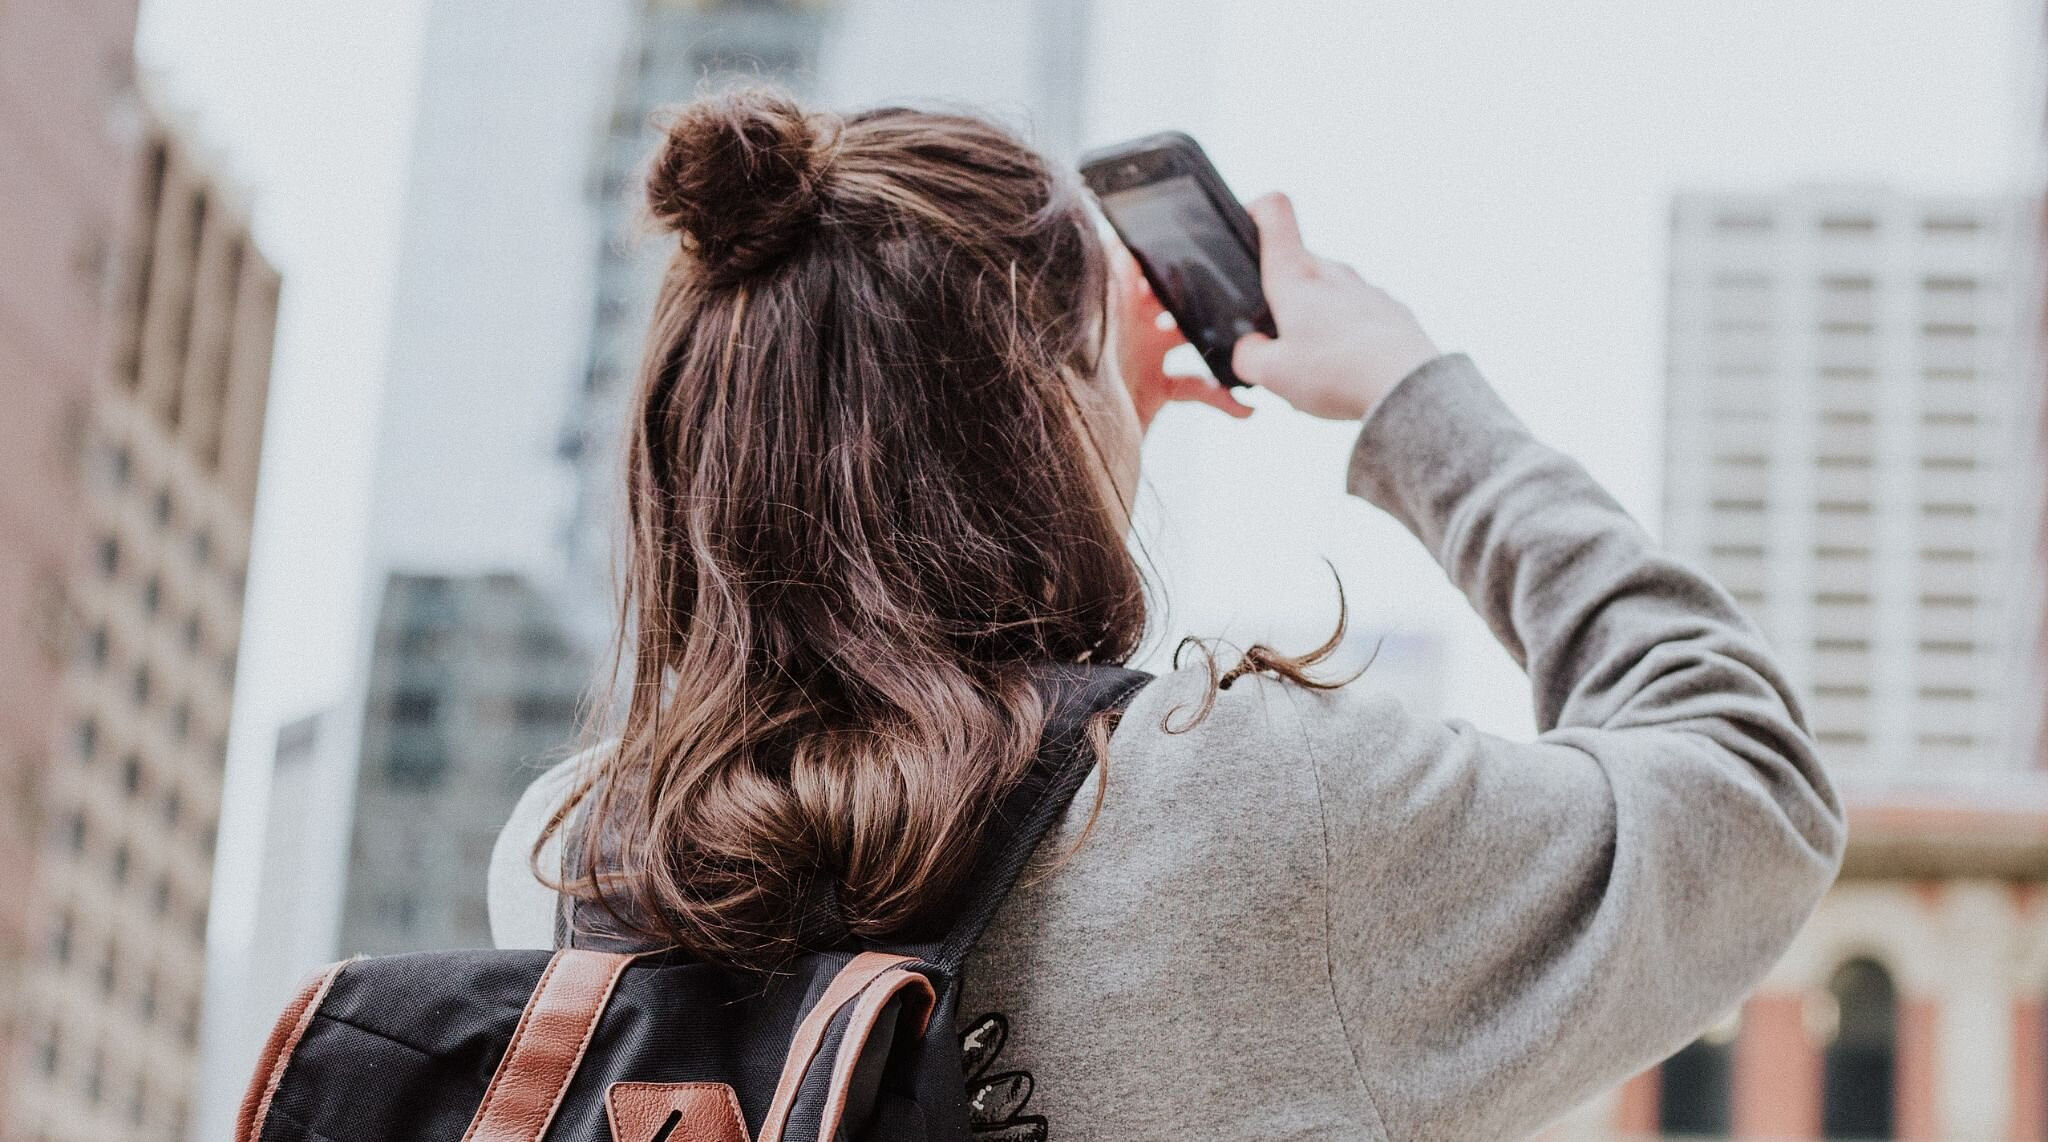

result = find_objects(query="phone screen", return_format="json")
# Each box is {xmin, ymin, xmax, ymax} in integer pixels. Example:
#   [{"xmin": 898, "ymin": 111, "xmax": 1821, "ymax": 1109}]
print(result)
[{"xmin": 1097, "ymin": 174, "xmax": 1266, "ymax": 359}]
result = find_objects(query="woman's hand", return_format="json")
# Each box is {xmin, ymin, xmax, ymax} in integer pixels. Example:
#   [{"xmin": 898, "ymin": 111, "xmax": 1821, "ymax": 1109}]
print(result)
[
  {"xmin": 1231, "ymin": 193, "xmax": 1441, "ymax": 421},
  {"xmin": 1110, "ymin": 246, "xmax": 1253, "ymax": 433}
]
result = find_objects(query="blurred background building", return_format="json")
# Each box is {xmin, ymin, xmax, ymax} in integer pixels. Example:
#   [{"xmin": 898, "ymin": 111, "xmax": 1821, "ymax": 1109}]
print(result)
[
  {"xmin": 1, "ymin": 85, "xmax": 279, "ymax": 1142},
  {"xmin": 0, "ymin": 0, "xmax": 146, "ymax": 1124},
  {"xmin": 339, "ymin": 572, "xmax": 585, "ymax": 956},
  {"xmin": 1664, "ymin": 189, "xmax": 2034, "ymax": 782},
  {"xmin": 1542, "ymin": 188, "xmax": 2048, "ymax": 1140}
]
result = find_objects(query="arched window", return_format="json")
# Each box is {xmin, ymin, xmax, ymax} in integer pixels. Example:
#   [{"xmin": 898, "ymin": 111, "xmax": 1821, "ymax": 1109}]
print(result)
[
  {"xmin": 1823, "ymin": 957, "xmax": 1896, "ymax": 1139},
  {"xmin": 1659, "ymin": 1011, "xmax": 1737, "ymax": 1137}
]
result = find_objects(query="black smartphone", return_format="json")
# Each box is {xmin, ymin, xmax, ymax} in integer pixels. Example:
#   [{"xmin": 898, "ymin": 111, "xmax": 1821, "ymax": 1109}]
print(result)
[{"xmin": 1079, "ymin": 132, "xmax": 1275, "ymax": 388}]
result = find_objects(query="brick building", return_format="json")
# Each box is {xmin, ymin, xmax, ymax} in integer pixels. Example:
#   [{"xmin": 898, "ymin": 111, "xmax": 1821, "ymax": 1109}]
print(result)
[
  {"xmin": 0, "ymin": 0, "xmax": 143, "ymax": 1119},
  {"xmin": 4, "ymin": 108, "xmax": 278, "ymax": 1141}
]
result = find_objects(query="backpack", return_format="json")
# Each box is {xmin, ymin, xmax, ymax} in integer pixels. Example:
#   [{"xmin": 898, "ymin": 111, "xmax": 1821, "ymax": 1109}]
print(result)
[{"xmin": 236, "ymin": 664, "xmax": 1150, "ymax": 1142}]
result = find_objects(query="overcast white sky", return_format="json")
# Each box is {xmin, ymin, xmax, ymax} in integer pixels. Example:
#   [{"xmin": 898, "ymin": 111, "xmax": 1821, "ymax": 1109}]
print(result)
[{"xmin": 136, "ymin": 0, "xmax": 2038, "ymax": 841}]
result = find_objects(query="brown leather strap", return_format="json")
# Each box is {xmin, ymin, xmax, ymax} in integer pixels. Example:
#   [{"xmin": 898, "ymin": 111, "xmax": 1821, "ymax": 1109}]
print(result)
[
  {"xmin": 817, "ymin": 968, "xmax": 936, "ymax": 1139},
  {"xmin": 462, "ymin": 949, "xmax": 637, "ymax": 1142},
  {"xmin": 757, "ymin": 952, "xmax": 918, "ymax": 1142},
  {"xmin": 236, "ymin": 959, "xmax": 349, "ymax": 1142}
]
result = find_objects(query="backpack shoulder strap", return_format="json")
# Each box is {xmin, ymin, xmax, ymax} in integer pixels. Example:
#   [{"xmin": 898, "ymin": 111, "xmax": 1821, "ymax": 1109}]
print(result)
[{"xmin": 912, "ymin": 662, "xmax": 1152, "ymax": 973}]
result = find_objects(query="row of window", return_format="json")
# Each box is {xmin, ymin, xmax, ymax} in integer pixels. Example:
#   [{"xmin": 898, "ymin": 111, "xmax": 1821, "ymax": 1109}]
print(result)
[
  {"xmin": 1711, "ymin": 454, "xmax": 1988, "ymax": 472},
  {"xmin": 94, "ymin": 533, "xmax": 243, "ymax": 650},
  {"xmin": 1707, "ymin": 210, "xmax": 1989, "ymax": 236},
  {"xmin": 72, "ymin": 718, "xmax": 212, "ymax": 842},
  {"xmin": 46, "ymin": 912, "xmax": 204, "ymax": 1037},
  {"xmin": 1733, "ymin": 588, "xmax": 1977, "ymax": 606},
  {"xmin": 1812, "ymin": 730, "xmax": 1980, "ymax": 749},
  {"xmin": 1656, "ymin": 958, "xmax": 1901, "ymax": 1138},
  {"xmin": 1811, "ymin": 683, "xmax": 1982, "ymax": 702},
  {"xmin": 384, "ymin": 688, "xmax": 583, "ymax": 729},
  {"xmin": 1703, "ymin": 362, "xmax": 1989, "ymax": 382},
  {"xmin": 1709, "ymin": 318, "xmax": 1986, "ymax": 339},
  {"xmin": 54, "ymin": 805, "xmax": 213, "ymax": 945},
  {"xmin": 1711, "ymin": 272, "xmax": 1982, "ymax": 293},
  {"xmin": 33, "ymin": 1024, "xmax": 192, "ymax": 1131},
  {"xmin": 1702, "ymin": 529, "xmax": 1986, "ymax": 562}
]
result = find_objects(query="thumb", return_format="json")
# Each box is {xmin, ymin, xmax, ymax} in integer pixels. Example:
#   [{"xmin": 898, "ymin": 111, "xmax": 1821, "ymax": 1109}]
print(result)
[
  {"xmin": 1246, "ymin": 192, "xmax": 1310, "ymax": 276},
  {"xmin": 1231, "ymin": 331, "xmax": 1282, "ymax": 387}
]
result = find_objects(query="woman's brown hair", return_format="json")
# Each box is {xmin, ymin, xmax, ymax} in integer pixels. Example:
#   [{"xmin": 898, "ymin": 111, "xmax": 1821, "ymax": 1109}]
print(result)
[{"xmin": 538, "ymin": 89, "xmax": 1149, "ymax": 970}]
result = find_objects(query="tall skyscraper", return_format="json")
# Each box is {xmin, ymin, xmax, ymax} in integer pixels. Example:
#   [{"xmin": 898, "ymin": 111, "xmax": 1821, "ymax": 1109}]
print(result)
[
  {"xmin": 338, "ymin": 573, "xmax": 586, "ymax": 956},
  {"xmin": 559, "ymin": 0, "xmax": 831, "ymax": 650},
  {"xmin": 6, "ymin": 107, "xmax": 279, "ymax": 1142},
  {"xmin": 1560, "ymin": 187, "xmax": 2048, "ymax": 1141},
  {"xmin": 0, "ymin": 0, "xmax": 143, "ymax": 1120},
  {"xmin": 560, "ymin": 0, "xmax": 1093, "ymax": 652},
  {"xmin": 1663, "ymin": 188, "xmax": 2034, "ymax": 785}
]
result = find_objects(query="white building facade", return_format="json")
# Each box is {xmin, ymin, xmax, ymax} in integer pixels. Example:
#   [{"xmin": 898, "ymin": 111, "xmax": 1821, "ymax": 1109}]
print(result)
[{"xmin": 1664, "ymin": 188, "xmax": 2038, "ymax": 788}]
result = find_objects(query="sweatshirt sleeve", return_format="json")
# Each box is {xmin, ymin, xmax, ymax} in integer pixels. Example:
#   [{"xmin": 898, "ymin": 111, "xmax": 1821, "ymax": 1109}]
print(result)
[{"xmin": 1314, "ymin": 354, "xmax": 1844, "ymax": 1140}]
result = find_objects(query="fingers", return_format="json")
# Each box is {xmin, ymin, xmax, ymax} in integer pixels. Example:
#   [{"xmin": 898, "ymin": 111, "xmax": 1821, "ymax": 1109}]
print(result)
[
  {"xmin": 1231, "ymin": 331, "xmax": 1280, "ymax": 388},
  {"xmin": 1246, "ymin": 192, "xmax": 1312, "ymax": 277},
  {"xmin": 1163, "ymin": 373, "xmax": 1254, "ymax": 418}
]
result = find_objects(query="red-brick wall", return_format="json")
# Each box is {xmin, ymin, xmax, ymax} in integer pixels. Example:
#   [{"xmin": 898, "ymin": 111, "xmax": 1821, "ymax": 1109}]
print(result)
[{"xmin": 0, "ymin": 0, "xmax": 142, "ymax": 1118}]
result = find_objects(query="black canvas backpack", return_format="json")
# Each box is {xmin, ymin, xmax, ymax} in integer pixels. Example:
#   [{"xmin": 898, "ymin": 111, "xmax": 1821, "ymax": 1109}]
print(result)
[{"xmin": 237, "ymin": 664, "xmax": 1149, "ymax": 1142}]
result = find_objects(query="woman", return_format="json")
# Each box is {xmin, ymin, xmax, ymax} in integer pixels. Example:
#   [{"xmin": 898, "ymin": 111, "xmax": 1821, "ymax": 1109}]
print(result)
[{"xmin": 490, "ymin": 89, "xmax": 1843, "ymax": 1140}]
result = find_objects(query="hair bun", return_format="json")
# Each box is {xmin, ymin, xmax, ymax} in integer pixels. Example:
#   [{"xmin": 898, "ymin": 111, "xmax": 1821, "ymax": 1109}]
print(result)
[{"xmin": 647, "ymin": 89, "xmax": 825, "ymax": 283}]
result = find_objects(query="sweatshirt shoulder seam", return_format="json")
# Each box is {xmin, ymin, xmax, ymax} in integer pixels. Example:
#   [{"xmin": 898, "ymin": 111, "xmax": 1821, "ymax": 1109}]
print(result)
[{"xmin": 1281, "ymin": 684, "xmax": 1396, "ymax": 1140}]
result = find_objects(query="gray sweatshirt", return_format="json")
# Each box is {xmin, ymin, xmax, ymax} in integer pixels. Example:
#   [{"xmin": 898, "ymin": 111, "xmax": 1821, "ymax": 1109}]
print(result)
[{"xmin": 488, "ymin": 354, "xmax": 1845, "ymax": 1141}]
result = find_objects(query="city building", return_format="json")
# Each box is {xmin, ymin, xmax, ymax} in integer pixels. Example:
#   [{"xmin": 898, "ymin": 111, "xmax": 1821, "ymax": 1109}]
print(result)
[
  {"xmin": 5, "ymin": 106, "xmax": 279, "ymax": 1142},
  {"xmin": 189, "ymin": 5, "xmax": 624, "ymax": 1126},
  {"xmin": 0, "ymin": 0, "xmax": 143, "ymax": 1120},
  {"xmin": 1662, "ymin": 188, "xmax": 2035, "ymax": 785},
  {"xmin": 560, "ymin": 0, "xmax": 1094, "ymax": 652},
  {"xmin": 338, "ymin": 572, "xmax": 588, "ymax": 956},
  {"xmin": 1543, "ymin": 188, "xmax": 2048, "ymax": 1140}
]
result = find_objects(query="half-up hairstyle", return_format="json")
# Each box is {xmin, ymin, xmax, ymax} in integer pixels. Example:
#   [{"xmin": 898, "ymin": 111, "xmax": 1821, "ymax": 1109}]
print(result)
[{"xmin": 540, "ymin": 89, "xmax": 1145, "ymax": 971}]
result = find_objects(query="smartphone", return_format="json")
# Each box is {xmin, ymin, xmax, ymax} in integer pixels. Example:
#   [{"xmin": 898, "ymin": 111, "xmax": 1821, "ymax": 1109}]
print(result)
[{"xmin": 1079, "ymin": 132, "xmax": 1275, "ymax": 387}]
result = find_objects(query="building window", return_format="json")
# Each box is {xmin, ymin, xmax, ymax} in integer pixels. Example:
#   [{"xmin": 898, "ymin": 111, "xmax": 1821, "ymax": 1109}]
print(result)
[
  {"xmin": 66, "ymin": 811, "xmax": 87, "ymax": 853},
  {"xmin": 1659, "ymin": 1011, "xmax": 1738, "ymax": 1136},
  {"xmin": 142, "ymin": 574, "xmax": 162, "ymax": 616},
  {"xmin": 50, "ymin": 912, "xmax": 73, "ymax": 964},
  {"xmin": 514, "ymin": 694, "xmax": 580, "ymax": 727},
  {"xmin": 111, "ymin": 844, "xmax": 131, "ymax": 885},
  {"xmin": 75, "ymin": 717, "xmax": 98, "ymax": 761},
  {"xmin": 386, "ymin": 737, "xmax": 448, "ymax": 788},
  {"xmin": 84, "ymin": 624, "xmax": 110, "ymax": 669},
  {"xmin": 97, "ymin": 535, "xmax": 120, "ymax": 577},
  {"xmin": 132, "ymin": 664, "xmax": 152, "ymax": 706},
  {"xmin": 391, "ymin": 689, "xmax": 439, "ymax": 726},
  {"xmin": 192, "ymin": 527, "xmax": 213, "ymax": 566},
  {"xmin": 120, "ymin": 754, "xmax": 141, "ymax": 795},
  {"xmin": 152, "ymin": 487, "xmax": 173, "ymax": 525},
  {"xmin": 1822, "ymin": 958, "xmax": 1897, "ymax": 1140},
  {"xmin": 184, "ymin": 612, "xmax": 203, "ymax": 650}
]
